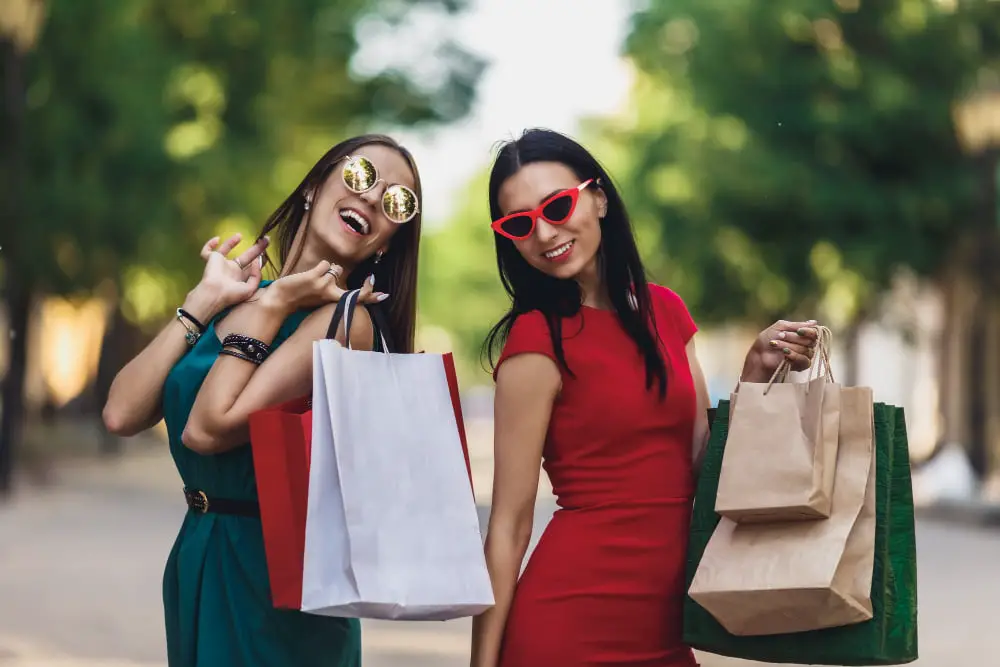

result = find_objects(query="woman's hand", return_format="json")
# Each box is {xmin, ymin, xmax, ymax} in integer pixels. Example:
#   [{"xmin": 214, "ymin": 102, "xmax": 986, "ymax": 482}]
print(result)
[
  {"xmin": 189, "ymin": 234, "xmax": 268, "ymax": 311},
  {"xmin": 739, "ymin": 319, "xmax": 821, "ymax": 383},
  {"xmin": 260, "ymin": 260, "xmax": 388, "ymax": 318}
]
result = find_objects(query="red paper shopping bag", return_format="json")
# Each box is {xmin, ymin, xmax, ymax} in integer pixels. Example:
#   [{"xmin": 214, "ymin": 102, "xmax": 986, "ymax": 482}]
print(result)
[{"xmin": 248, "ymin": 395, "xmax": 314, "ymax": 609}]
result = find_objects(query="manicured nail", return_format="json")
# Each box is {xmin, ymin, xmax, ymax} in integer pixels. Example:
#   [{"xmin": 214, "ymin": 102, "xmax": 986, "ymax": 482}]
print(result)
[
  {"xmin": 797, "ymin": 328, "xmax": 807, "ymax": 336},
  {"xmin": 769, "ymin": 340, "xmax": 779, "ymax": 348},
  {"xmin": 782, "ymin": 347, "xmax": 792, "ymax": 355},
  {"xmin": 368, "ymin": 274, "xmax": 375, "ymax": 286},
  {"xmin": 777, "ymin": 331, "xmax": 786, "ymax": 340},
  {"xmin": 376, "ymin": 293, "xmax": 390, "ymax": 302}
]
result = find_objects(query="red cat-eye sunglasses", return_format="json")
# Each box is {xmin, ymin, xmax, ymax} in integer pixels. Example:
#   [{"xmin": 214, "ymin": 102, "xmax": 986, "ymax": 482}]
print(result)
[{"xmin": 491, "ymin": 179, "xmax": 596, "ymax": 241}]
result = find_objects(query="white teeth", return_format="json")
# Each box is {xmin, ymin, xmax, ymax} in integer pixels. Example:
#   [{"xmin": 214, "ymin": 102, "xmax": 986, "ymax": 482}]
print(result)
[
  {"xmin": 339, "ymin": 209, "xmax": 369, "ymax": 234},
  {"xmin": 544, "ymin": 241, "xmax": 574, "ymax": 259}
]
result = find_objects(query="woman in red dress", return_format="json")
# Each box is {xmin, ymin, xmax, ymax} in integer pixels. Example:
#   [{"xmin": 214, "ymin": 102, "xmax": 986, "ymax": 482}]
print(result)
[{"xmin": 470, "ymin": 129, "xmax": 821, "ymax": 667}]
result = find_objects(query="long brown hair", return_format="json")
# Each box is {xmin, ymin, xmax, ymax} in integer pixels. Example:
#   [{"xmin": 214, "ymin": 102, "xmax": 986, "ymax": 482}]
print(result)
[{"xmin": 256, "ymin": 134, "xmax": 422, "ymax": 353}]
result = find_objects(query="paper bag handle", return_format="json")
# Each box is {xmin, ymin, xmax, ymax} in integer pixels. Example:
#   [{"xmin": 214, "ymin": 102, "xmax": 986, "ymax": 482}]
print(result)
[
  {"xmin": 325, "ymin": 290, "xmax": 394, "ymax": 353},
  {"xmin": 764, "ymin": 325, "xmax": 834, "ymax": 394}
]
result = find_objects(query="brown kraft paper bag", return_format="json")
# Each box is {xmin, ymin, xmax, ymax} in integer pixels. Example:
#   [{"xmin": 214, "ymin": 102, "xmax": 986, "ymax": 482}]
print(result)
[
  {"xmin": 689, "ymin": 386, "xmax": 877, "ymax": 636},
  {"xmin": 716, "ymin": 330, "xmax": 840, "ymax": 523}
]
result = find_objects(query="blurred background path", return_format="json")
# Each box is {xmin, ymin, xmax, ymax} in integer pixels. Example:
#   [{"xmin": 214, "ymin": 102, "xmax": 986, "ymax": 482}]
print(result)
[{"xmin": 1, "ymin": 433, "xmax": 998, "ymax": 667}]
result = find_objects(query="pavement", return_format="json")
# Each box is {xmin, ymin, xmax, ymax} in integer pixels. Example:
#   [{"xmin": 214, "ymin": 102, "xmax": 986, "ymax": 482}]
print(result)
[{"xmin": 1, "ymin": 427, "xmax": 999, "ymax": 666}]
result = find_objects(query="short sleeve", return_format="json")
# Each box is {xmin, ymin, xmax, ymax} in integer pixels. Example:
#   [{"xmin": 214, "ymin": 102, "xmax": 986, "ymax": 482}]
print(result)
[
  {"xmin": 650, "ymin": 284, "xmax": 698, "ymax": 344},
  {"xmin": 493, "ymin": 311, "xmax": 559, "ymax": 381}
]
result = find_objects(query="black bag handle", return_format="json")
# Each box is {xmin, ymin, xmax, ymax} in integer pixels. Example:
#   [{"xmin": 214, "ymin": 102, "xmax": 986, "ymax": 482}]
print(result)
[{"xmin": 324, "ymin": 291, "xmax": 395, "ymax": 353}]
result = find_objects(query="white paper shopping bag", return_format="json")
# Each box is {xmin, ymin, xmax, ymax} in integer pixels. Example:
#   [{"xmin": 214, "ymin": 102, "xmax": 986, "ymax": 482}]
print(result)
[{"xmin": 301, "ymin": 290, "xmax": 495, "ymax": 621}]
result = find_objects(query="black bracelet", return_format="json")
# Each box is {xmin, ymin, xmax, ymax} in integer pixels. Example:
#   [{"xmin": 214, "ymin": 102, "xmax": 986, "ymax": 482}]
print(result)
[
  {"xmin": 220, "ymin": 334, "xmax": 270, "ymax": 364},
  {"xmin": 219, "ymin": 348, "xmax": 260, "ymax": 365},
  {"xmin": 177, "ymin": 308, "xmax": 206, "ymax": 333},
  {"xmin": 176, "ymin": 312, "xmax": 201, "ymax": 347}
]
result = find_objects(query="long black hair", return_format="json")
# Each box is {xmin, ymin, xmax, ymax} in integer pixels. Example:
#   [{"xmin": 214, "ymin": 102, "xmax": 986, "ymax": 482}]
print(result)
[
  {"xmin": 255, "ymin": 134, "xmax": 422, "ymax": 353},
  {"xmin": 484, "ymin": 128, "xmax": 668, "ymax": 398}
]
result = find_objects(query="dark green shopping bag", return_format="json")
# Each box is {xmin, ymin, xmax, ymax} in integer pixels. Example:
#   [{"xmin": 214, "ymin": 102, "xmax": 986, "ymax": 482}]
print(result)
[{"xmin": 683, "ymin": 400, "xmax": 918, "ymax": 665}]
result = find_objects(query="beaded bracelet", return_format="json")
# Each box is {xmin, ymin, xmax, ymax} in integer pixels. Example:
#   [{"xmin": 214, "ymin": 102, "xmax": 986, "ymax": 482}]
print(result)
[
  {"xmin": 220, "ymin": 334, "xmax": 270, "ymax": 365},
  {"xmin": 220, "ymin": 348, "xmax": 258, "ymax": 364}
]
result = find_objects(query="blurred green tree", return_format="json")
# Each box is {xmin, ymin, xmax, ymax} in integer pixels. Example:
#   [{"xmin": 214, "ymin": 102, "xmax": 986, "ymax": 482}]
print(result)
[
  {"xmin": 0, "ymin": 0, "xmax": 484, "ymax": 493},
  {"xmin": 609, "ymin": 0, "xmax": 999, "ymax": 361},
  {"xmin": 418, "ymin": 171, "xmax": 508, "ymax": 384},
  {"xmin": 606, "ymin": 0, "xmax": 1000, "ymax": 470}
]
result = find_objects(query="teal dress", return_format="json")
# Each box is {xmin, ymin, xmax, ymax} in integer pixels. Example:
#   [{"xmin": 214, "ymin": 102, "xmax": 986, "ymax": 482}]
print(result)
[{"xmin": 161, "ymin": 284, "xmax": 361, "ymax": 667}]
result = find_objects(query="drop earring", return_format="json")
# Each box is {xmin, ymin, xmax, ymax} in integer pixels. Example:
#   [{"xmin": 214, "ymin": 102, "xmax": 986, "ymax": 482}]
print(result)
[{"xmin": 374, "ymin": 250, "xmax": 384, "ymax": 264}]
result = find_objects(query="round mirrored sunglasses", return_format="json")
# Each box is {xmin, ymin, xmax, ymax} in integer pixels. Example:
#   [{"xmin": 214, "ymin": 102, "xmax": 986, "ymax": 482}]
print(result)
[{"xmin": 341, "ymin": 155, "xmax": 420, "ymax": 224}]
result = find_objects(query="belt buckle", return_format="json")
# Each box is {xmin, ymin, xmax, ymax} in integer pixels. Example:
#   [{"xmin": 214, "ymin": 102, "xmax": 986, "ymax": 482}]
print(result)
[{"xmin": 190, "ymin": 490, "xmax": 210, "ymax": 514}]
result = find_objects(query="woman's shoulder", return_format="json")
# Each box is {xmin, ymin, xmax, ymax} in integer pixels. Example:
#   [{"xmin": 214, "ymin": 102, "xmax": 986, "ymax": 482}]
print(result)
[
  {"xmin": 647, "ymin": 283, "xmax": 686, "ymax": 308},
  {"xmin": 493, "ymin": 310, "xmax": 561, "ymax": 380},
  {"xmin": 646, "ymin": 283, "xmax": 698, "ymax": 343},
  {"xmin": 508, "ymin": 308, "xmax": 550, "ymax": 336}
]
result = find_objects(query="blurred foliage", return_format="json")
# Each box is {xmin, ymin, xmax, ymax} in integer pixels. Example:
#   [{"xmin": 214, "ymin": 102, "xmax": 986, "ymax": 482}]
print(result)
[
  {"xmin": 418, "ymin": 171, "xmax": 508, "ymax": 382},
  {"xmin": 417, "ymin": 0, "xmax": 1000, "ymax": 384},
  {"xmin": 9, "ymin": 0, "xmax": 484, "ymax": 325},
  {"xmin": 608, "ymin": 0, "xmax": 1000, "ymax": 328}
]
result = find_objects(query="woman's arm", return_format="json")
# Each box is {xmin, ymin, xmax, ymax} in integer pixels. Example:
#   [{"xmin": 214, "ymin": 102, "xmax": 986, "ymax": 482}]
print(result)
[
  {"xmin": 471, "ymin": 353, "xmax": 560, "ymax": 667},
  {"xmin": 181, "ymin": 296, "xmax": 375, "ymax": 455},
  {"xmin": 686, "ymin": 337, "xmax": 712, "ymax": 472},
  {"xmin": 102, "ymin": 235, "xmax": 265, "ymax": 436},
  {"xmin": 102, "ymin": 289, "xmax": 224, "ymax": 436}
]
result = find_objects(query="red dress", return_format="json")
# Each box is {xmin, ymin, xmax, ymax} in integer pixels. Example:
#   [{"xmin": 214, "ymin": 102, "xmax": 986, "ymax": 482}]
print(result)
[{"xmin": 494, "ymin": 284, "xmax": 700, "ymax": 667}]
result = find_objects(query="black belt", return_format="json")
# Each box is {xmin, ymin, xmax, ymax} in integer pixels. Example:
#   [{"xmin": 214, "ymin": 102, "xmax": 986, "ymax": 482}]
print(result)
[{"xmin": 183, "ymin": 488, "xmax": 260, "ymax": 518}]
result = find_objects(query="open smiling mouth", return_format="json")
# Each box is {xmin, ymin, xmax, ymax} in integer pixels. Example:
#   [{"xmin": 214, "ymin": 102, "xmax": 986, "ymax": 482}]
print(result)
[
  {"xmin": 339, "ymin": 208, "xmax": 371, "ymax": 236},
  {"xmin": 543, "ymin": 240, "xmax": 575, "ymax": 260}
]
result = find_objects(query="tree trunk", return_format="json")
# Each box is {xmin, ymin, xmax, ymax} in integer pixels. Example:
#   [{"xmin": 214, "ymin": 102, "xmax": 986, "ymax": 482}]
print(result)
[
  {"xmin": 967, "ymin": 303, "xmax": 989, "ymax": 477},
  {"xmin": 936, "ymin": 265, "xmax": 975, "ymax": 457},
  {"xmin": 94, "ymin": 304, "xmax": 138, "ymax": 457},
  {"xmin": 0, "ymin": 278, "xmax": 30, "ymax": 496},
  {"xmin": 983, "ymin": 299, "xmax": 1000, "ymax": 486},
  {"xmin": 0, "ymin": 36, "xmax": 27, "ymax": 498}
]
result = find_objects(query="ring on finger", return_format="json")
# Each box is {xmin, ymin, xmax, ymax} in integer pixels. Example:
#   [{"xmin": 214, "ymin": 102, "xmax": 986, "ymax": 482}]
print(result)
[{"xmin": 326, "ymin": 267, "xmax": 341, "ymax": 277}]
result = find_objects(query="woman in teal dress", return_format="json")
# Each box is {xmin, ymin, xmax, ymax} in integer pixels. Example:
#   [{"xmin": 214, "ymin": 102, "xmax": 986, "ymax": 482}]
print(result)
[{"xmin": 102, "ymin": 134, "xmax": 425, "ymax": 666}]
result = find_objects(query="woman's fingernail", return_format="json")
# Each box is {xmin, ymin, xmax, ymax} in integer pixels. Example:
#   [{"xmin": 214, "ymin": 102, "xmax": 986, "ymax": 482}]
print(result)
[
  {"xmin": 797, "ymin": 328, "xmax": 807, "ymax": 336},
  {"xmin": 376, "ymin": 293, "xmax": 390, "ymax": 302},
  {"xmin": 777, "ymin": 331, "xmax": 786, "ymax": 339},
  {"xmin": 368, "ymin": 274, "xmax": 376, "ymax": 286},
  {"xmin": 782, "ymin": 347, "xmax": 792, "ymax": 355},
  {"xmin": 769, "ymin": 340, "xmax": 779, "ymax": 348}
]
